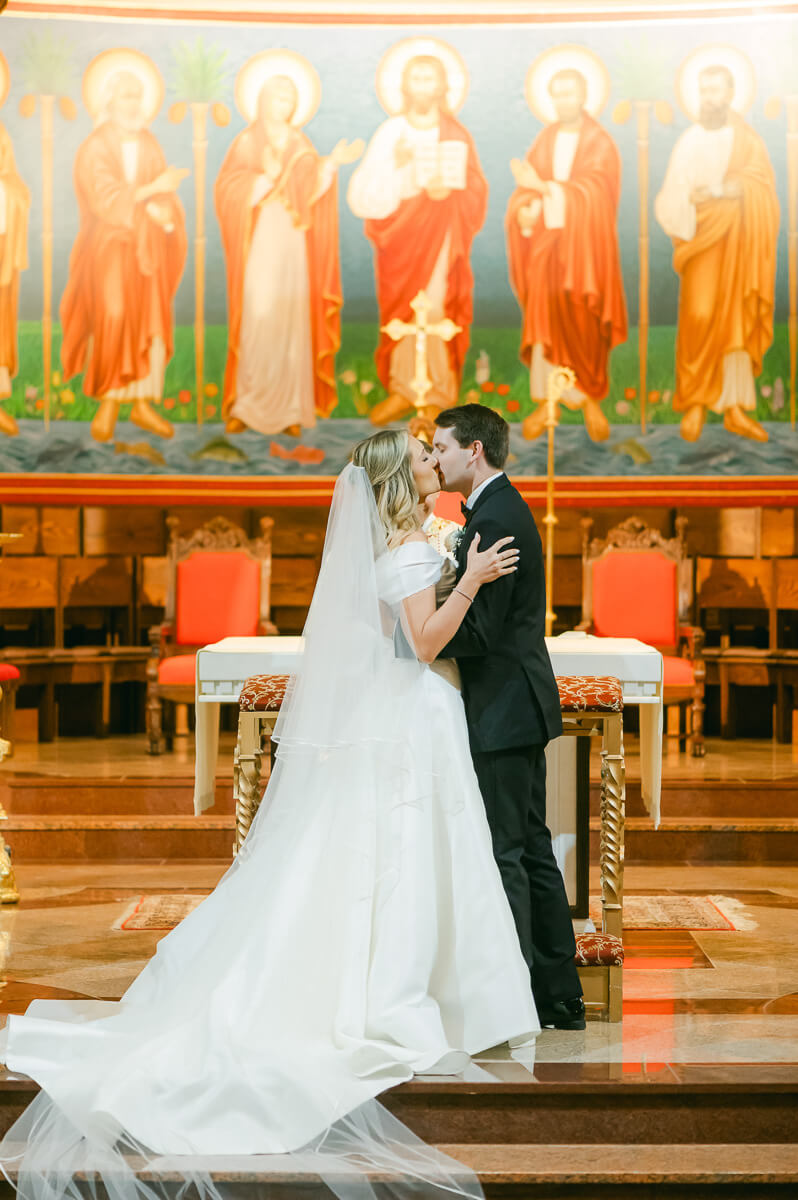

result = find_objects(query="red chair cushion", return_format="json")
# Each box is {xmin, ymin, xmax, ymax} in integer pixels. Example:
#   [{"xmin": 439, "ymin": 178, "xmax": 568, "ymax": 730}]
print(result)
[
  {"xmin": 575, "ymin": 932, "xmax": 624, "ymax": 967},
  {"xmin": 663, "ymin": 654, "xmax": 695, "ymax": 687},
  {"xmin": 0, "ymin": 664, "xmax": 20, "ymax": 682},
  {"xmin": 175, "ymin": 552, "xmax": 260, "ymax": 647},
  {"xmin": 158, "ymin": 654, "xmax": 196, "ymax": 685},
  {"xmin": 557, "ymin": 675, "xmax": 623, "ymax": 713},
  {"xmin": 239, "ymin": 674, "xmax": 290, "ymax": 712},
  {"xmin": 592, "ymin": 551, "xmax": 678, "ymax": 646}
]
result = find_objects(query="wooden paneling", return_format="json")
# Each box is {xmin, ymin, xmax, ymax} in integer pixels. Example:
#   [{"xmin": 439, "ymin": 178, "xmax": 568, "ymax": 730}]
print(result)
[
  {"xmin": 775, "ymin": 559, "xmax": 798, "ymax": 610},
  {"xmin": 681, "ymin": 509, "xmax": 760, "ymax": 557},
  {"xmin": 695, "ymin": 557, "xmax": 773, "ymax": 609},
  {"xmin": 271, "ymin": 557, "xmax": 320, "ymax": 607},
  {"xmin": 139, "ymin": 557, "xmax": 168, "ymax": 609},
  {"xmin": 83, "ymin": 508, "xmax": 164, "ymax": 556},
  {"xmin": 1, "ymin": 507, "xmax": 80, "ymax": 555},
  {"xmin": 0, "ymin": 557, "xmax": 58, "ymax": 608},
  {"xmin": 552, "ymin": 557, "xmax": 582, "ymax": 607},
  {"xmin": 762, "ymin": 509, "xmax": 798, "ymax": 558},
  {"xmin": 60, "ymin": 557, "xmax": 134, "ymax": 607},
  {"xmin": 257, "ymin": 507, "xmax": 328, "ymax": 557}
]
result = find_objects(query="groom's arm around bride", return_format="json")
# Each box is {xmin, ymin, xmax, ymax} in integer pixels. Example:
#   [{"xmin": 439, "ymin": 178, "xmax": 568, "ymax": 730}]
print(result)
[{"xmin": 432, "ymin": 405, "xmax": 585, "ymax": 1029}]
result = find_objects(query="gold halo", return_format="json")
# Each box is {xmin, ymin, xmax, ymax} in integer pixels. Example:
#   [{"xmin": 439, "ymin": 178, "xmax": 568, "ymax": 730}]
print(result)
[
  {"xmin": 0, "ymin": 52, "xmax": 9, "ymax": 110},
  {"xmin": 676, "ymin": 44, "xmax": 755, "ymax": 121},
  {"xmin": 235, "ymin": 51, "xmax": 321, "ymax": 128},
  {"xmin": 82, "ymin": 49, "xmax": 164, "ymax": 124},
  {"xmin": 525, "ymin": 44, "xmax": 610, "ymax": 124},
  {"xmin": 375, "ymin": 37, "xmax": 469, "ymax": 117}
]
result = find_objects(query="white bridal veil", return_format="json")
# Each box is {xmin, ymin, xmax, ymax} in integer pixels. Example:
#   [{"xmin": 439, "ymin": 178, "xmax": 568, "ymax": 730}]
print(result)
[{"xmin": 0, "ymin": 464, "xmax": 484, "ymax": 1200}]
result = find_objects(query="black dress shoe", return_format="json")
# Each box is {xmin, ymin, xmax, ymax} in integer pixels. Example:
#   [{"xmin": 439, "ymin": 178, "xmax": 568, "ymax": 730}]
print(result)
[{"xmin": 537, "ymin": 996, "xmax": 586, "ymax": 1030}]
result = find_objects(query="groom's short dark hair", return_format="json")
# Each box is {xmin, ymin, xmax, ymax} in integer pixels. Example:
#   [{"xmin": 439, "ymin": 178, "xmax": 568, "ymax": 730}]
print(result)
[{"xmin": 436, "ymin": 404, "xmax": 510, "ymax": 470}]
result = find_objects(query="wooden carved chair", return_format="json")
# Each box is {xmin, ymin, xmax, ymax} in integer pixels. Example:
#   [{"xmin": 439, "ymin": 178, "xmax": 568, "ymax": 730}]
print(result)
[
  {"xmin": 0, "ymin": 664, "xmax": 20, "ymax": 758},
  {"xmin": 146, "ymin": 516, "xmax": 277, "ymax": 754},
  {"xmin": 580, "ymin": 516, "xmax": 705, "ymax": 757}
]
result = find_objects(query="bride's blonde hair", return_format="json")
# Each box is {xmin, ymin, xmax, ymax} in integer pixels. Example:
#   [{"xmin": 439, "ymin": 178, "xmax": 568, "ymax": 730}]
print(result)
[{"xmin": 351, "ymin": 429, "xmax": 420, "ymax": 548}]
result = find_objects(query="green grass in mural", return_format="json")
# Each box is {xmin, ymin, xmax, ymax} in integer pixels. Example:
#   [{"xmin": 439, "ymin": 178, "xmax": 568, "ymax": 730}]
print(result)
[{"xmin": 6, "ymin": 320, "xmax": 793, "ymax": 426}]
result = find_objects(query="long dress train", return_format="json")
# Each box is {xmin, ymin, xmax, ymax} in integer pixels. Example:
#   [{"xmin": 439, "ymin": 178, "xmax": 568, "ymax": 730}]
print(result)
[{"xmin": 0, "ymin": 465, "xmax": 538, "ymax": 1198}]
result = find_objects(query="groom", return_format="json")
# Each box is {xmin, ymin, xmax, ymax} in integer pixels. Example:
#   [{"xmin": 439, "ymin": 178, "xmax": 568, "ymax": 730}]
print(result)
[{"xmin": 433, "ymin": 404, "xmax": 584, "ymax": 1029}]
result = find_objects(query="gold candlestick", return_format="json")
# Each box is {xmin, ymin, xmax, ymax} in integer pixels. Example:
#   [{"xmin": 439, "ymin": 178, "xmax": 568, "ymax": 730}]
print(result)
[{"xmin": 543, "ymin": 366, "xmax": 575, "ymax": 637}]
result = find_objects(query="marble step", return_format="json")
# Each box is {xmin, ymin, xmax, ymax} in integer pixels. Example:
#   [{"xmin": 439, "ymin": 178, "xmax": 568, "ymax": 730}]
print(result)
[
  {"xmin": 591, "ymin": 780, "xmax": 798, "ymax": 820},
  {"xmin": 1, "ymin": 814, "xmax": 235, "ymax": 860},
  {"xmin": 3, "ymin": 812, "xmax": 796, "ymax": 863},
  {"xmin": 2, "ymin": 1068, "xmax": 796, "ymax": 1147},
  {"xmin": 0, "ymin": 1143, "xmax": 795, "ymax": 1197},
  {"xmin": 590, "ymin": 816, "xmax": 798, "ymax": 863},
  {"xmin": 0, "ymin": 775, "xmax": 235, "ymax": 817}
]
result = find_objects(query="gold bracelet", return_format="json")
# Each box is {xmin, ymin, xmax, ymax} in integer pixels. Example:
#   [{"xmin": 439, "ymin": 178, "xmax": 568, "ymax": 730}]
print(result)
[{"xmin": 455, "ymin": 588, "xmax": 474, "ymax": 604}]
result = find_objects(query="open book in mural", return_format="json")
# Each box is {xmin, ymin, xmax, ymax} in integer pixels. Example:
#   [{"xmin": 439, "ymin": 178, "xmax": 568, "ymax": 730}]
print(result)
[{"xmin": 0, "ymin": 13, "xmax": 795, "ymax": 479}]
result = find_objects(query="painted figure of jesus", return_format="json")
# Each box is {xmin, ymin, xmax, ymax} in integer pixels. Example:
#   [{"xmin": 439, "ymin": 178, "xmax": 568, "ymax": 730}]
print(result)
[
  {"xmin": 347, "ymin": 52, "xmax": 488, "ymax": 426},
  {"xmin": 655, "ymin": 64, "xmax": 779, "ymax": 443},
  {"xmin": 0, "ymin": 123, "xmax": 29, "ymax": 437},
  {"xmin": 506, "ymin": 68, "xmax": 627, "ymax": 443},
  {"xmin": 216, "ymin": 74, "xmax": 359, "ymax": 437}
]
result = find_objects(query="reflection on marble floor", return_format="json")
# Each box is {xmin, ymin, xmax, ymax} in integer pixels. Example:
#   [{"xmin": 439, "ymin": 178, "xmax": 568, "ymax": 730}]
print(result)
[
  {"xmin": 4, "ymin": 734, "xmax": 798, "ymax": 784},
  {"xmin": 0, "ymin": 863, "xmax": 797, "ymax": 1070}
]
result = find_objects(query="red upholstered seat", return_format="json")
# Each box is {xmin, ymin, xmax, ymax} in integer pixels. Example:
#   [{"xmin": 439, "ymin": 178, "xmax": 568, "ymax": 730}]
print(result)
[
  {"xmin": 575, "ymin": 932, "xmax": 624, "ymax": 967},
  {"xmin": 0, "ymin": 665, "xmax": 20, "ymax": 683},
  {"xmin": 592, "ymin": 551, "xmax": 678, "ymax": 646},
  {"xmin": 239, "ymin": 674, "xmax": 291, "ymax": 712},
  {"xmin": 158, "ymin": 654, "xmax": 197, "ymax": 685},
  {"xmin": 176, "ymin": 552, "xmax": 261, "ymax": 646},
  {"xmin": 557, "ymin": 675, "xmax": 623, "ymax": 713},
  {"xmin": 663, "ymin": 654, "xmax": 695, "ymax": 687}
]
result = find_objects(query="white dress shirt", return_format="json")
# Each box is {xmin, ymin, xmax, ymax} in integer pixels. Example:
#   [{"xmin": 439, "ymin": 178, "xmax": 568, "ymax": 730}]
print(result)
[{"xmin": 466, "ymin": 471, "xmax": 505, "ymax": 509}]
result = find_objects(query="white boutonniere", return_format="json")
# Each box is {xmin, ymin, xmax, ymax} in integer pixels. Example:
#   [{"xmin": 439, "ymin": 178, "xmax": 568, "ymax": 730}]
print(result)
[{"xmin": 445, "ymin": 525, "xmax": 465, "ymax": 564}]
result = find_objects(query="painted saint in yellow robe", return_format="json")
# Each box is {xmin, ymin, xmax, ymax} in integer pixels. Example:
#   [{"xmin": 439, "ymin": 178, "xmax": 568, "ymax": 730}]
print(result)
[{"xmin": 655, "ymin": 65, "xmax": 779, "ymax": 443}]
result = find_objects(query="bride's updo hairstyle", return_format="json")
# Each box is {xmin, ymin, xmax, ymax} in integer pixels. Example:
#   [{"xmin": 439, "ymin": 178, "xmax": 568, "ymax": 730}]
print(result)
[{"xmin": 351, "ymin": 428, "xmax": 420, "ymax": 548}]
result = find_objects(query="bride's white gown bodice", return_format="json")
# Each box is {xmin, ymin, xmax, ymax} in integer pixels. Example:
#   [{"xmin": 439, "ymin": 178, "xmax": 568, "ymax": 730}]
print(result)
[{"xmin": 2, "ymin": 542, "xmax": 538, "ymax": 1156}]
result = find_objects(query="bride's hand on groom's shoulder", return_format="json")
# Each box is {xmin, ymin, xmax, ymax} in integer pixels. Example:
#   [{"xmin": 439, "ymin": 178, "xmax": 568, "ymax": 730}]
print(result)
[{"xmin": 464, "ymin": 532, "xmax": 520, "ymax": 588}]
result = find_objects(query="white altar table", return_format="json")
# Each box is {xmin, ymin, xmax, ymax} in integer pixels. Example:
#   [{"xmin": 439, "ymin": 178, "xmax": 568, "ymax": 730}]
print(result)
[{"xmin": 194, "ymin": 632, "xmax": 662, "ymax": 904}]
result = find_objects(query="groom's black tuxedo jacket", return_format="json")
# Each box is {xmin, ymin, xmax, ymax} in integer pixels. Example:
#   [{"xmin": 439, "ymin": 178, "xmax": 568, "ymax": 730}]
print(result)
[{"xmin": 442, "ymin": 474, "xmax": 563, "ymax": 753}]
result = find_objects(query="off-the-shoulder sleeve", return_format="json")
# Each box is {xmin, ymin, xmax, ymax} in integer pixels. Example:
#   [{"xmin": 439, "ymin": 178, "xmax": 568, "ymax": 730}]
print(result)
[{"xmin": 377, "ymin": 542, "xmax": 443, "ymax": 605}]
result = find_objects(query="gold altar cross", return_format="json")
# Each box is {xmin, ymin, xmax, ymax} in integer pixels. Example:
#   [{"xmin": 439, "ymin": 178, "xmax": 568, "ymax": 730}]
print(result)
[
  {"xmin": 381, "ymin": 290, "xmax": 461, "ymax": 412},
  {"xmin": 543, "ymin": 365, "xmax": 576, "ymax": 638}
]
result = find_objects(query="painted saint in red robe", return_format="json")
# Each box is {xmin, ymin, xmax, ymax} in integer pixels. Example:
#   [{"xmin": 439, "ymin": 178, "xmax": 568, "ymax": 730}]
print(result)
[
  {"xmin": 348, "ymin": 55, "xmax": 488, "ymax": 427},
  {"xmin": 506, "ymin": 69, "xmax": 627, "ymax": 443},
  {"xmin": 60, "ymin": 71, "xmax": 188, "ymax": 443}
]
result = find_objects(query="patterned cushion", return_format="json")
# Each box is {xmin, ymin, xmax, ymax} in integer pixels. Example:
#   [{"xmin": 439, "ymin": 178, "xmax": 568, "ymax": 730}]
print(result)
[
  {"xmin": 239, "ymin": 674, "xmax": 291, "ymax": 712},
  {"xmin": 575, "ymin": 932, "xmax": 624, "ymax": 967},
  {"xmin": 0, "ymin": 664, "xmax": 20, "ymax": 683},
  {"xmin": 557, "ymin": 675, "xmax": 623, "ymax": 712}
]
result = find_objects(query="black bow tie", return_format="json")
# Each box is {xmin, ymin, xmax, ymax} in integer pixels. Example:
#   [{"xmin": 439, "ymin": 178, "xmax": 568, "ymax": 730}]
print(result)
[{"xmin": 461, "ymin": 501, "xmax": 471, "ymax": 520}]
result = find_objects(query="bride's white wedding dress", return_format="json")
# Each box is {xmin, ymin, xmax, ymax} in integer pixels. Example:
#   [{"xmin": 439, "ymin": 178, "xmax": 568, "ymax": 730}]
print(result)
[{"xmin": 0, "ymin": 466, "xmax": 537, "ymax": 1199}]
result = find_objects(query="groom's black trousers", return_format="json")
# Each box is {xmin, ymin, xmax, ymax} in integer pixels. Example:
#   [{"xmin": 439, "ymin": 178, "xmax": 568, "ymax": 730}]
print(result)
[{"xmin": 472, "ymin": 743, "xmax": 581, "ymax": 1007}]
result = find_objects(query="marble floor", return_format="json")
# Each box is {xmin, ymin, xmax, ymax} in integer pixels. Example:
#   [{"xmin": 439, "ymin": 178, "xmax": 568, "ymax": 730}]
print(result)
[
  {"xmin": 0, "ymin": 861, "xmax": 796, "ymax": 1071},
  {"xmin": 5, "ymin": 733, "xmax": 798, "ymax": 783}
]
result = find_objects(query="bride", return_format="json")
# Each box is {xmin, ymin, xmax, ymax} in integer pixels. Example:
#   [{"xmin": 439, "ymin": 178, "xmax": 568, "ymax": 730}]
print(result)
[{"xmin": 0, "ymin": 429, "xmax": 539, "ymax": 1199}]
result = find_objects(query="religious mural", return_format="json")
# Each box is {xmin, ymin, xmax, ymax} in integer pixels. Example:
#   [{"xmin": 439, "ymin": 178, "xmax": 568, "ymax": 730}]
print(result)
[{"xmin": 0, "ymin": 9, "xmax": 796, "ymax": 480}]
